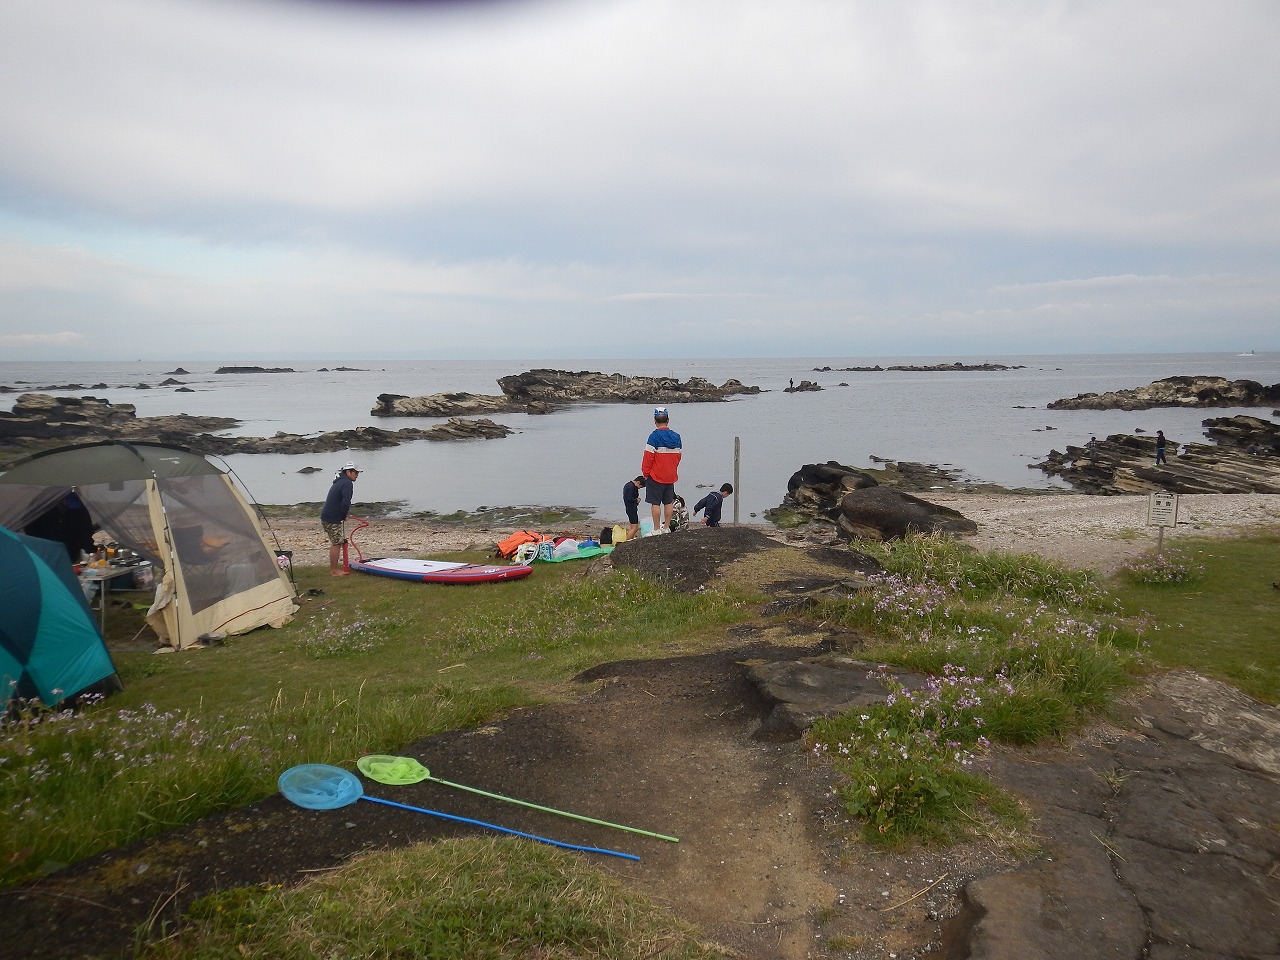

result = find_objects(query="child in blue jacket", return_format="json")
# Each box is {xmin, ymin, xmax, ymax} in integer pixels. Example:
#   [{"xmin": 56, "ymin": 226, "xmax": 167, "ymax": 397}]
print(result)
[{"xmin": 693, "ymin": 483, "xmax": 733, "ymax": 527}]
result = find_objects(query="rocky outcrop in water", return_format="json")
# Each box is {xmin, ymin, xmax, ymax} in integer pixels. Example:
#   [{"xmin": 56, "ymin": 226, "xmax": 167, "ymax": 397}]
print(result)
[
  {"xmin": 1047, "ymin": 376, "xmax": 1280, "ymax": 411},
  {"xmin": 496, "ymin": 369, "xmax": 760, "ymax": 407},
  {"xmin": 1201, "ymin": 414, "xmax": 1280, "ymax": 454},
  {"xmin": 214, "ymin": 366, "xmax": 296, "ymax": 374},
  {"xmin": 0, "ymin": 395, "xmax": 237, "ymax": 465},
  {"xmin": 373, "ymin": 370, "xmax": 762, "ymax": 417},
  {"xmin": 1031, "ymin": 432, "xmax": 1280, "ymax": 494},
  {"xmin": 371, "ymin": 392, "xmax": 521, "ymax": 418},
  {"xmin": 784, "ymin": 380, "xmax": 823, "ymax": 393},
  {"xmin": 187, "ymin": 419, "xmax": 512, "ymax": 456},
  {"xmin": 1, "ymin": 381, "xmax": 192, "ymax": 394},
  {"xmin": 812, "ymin": 362, "xmax": 1024, "ymax": 372},
  {"xmin": 1, "ymin": 367, "xmax": 379, "ymax": 394},
  {"xmin": 771, "ymin": 460, "xmax": 977, "ymax": 541},
  {"xmin": 0, "ymin": 394, "xmax": 512, "ymax": 469}
]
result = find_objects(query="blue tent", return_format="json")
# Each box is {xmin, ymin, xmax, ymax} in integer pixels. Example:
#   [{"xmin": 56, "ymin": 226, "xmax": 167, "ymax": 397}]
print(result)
[{"xmin": 1, "ymin": 525, "xmax": 119, "ymax": 708}]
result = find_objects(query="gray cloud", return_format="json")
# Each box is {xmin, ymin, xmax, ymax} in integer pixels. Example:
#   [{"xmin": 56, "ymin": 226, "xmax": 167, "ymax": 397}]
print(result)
[{"xmin": 1, "ymin": 0, "xmax": 1277, "ymax": 359}]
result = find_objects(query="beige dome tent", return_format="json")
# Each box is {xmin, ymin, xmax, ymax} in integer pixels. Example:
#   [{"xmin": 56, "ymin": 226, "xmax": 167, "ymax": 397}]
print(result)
[{"xmin": 0, "ymin": 441, "xmax": 297, "ymax": 650}]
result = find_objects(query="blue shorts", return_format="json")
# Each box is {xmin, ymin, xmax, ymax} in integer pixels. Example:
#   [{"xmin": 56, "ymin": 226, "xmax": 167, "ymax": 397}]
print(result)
[
  {"xmin": 625, "ymin": 504, "xmax": 639, "ymax": 524},
  {"xmin": 644, "ymin": 481, "xmax": 675, "ymax": 505}
]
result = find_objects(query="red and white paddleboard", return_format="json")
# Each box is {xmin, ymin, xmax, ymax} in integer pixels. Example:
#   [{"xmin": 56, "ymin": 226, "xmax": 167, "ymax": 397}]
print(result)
[{"xmin": 349, "ymin": 557, "xmax": 533, "ymax": 584}]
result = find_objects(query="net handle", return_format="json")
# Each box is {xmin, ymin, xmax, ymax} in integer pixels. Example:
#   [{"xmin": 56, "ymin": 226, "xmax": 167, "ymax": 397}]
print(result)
[
  {"xmin": 359, "ymin": 795, "xmax": 638, "ymax": 861},
  {"xmin": 354, "ymin": 754, "xmax": 679, "ymax": 843},
  {"xmin": 430, "ymin": 775, "xmax": 679, "ymax": 843}
]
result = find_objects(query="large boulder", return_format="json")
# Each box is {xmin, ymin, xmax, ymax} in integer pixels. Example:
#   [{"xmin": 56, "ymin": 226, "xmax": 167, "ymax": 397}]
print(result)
[
  {"xmin": 834, "ymin": 486, "xmax": 978, "ymax": 541},
  {"xmin": 784, "ymin": 461, "xmax": 878, "ymax": 510},
  {"xmin": 772, "ymin": 461, "xmax": 981, "ymax": 539}
]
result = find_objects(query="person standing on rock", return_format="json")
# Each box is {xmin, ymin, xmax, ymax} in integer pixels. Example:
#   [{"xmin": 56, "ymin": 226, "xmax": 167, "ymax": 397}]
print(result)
[
  {"xmin": 641, "ymin": 407, "xmax": 682, "ymax": 534},
  {"xmin": 623, "ymin": 475, "xmax": 645, "ymax": 541},
  {"xmin": 1155, "ymin": 430, "xmax": 1168, "ymax": 465},
  {"xmin": 694, "ymin": 483, "xmax": 733, "ymax": 527},
  {"xmin": 321, "ymin": 460, "xmax": 360, "ymax": 576}
]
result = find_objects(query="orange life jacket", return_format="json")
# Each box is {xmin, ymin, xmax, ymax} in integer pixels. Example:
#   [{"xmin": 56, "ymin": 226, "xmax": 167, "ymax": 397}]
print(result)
[{"xmin": 494, "ymin": 530, "xmax": 547, "ymax": 559}]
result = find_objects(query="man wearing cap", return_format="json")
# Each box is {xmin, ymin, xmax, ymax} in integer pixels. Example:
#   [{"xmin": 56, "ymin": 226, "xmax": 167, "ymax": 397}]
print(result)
[
  {"xmin": 640, "ymin": 407, "xmax": 682, "ymax": 534},
  {"xmin": 320, "ymin": 461, "xmax": 360, "ymax": 576}
]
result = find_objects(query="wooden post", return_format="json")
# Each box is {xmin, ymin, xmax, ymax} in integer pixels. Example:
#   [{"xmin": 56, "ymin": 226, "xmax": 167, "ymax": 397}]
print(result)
[{"xmin": 733, "ymin": 436, "xmax": 740, "ymax": 526}]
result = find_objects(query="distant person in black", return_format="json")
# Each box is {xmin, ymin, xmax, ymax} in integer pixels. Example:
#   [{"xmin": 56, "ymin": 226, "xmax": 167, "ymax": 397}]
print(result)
[
  {"xmin": 1155, "ymin": 430, "xmax": 1168, "ymax": 465},
  {"xmin": 623, "ymin": 475, "xmax": 644, "ymax": 541},
  {"xmin": 693, "ymin": 483, "xmax": 734, "ymax": 527},
  {"xmin": 25, "ymin": 492, "xmax": 97, "ymax": 563}
]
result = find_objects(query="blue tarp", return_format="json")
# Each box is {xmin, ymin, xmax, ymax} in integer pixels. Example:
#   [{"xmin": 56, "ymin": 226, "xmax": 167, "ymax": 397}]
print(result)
[{"xmin": 534, "ymin": 544, "xmax": 615, "ymax": 563}]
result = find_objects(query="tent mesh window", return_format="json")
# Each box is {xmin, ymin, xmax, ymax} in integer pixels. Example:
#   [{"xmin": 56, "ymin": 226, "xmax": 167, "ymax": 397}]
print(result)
[{"xmin": 162, "ymin": 475, "xmax": 281, "ymax": 614}]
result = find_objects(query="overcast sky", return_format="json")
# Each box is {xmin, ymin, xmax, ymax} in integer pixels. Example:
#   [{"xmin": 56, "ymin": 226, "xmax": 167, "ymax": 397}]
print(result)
[{"xmin": 2, "ymin": 0, "xmax": 1278, "ymax": 361}]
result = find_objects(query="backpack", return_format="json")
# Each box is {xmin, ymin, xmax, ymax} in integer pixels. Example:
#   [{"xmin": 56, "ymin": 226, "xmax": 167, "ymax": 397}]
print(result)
[
  {"xmin": 494, "ymin": 530, "xmax": 545, "ymax": 559},
  {"xmin": 600, "ymin": 526, "xmax": 613, "ymax": 545}
]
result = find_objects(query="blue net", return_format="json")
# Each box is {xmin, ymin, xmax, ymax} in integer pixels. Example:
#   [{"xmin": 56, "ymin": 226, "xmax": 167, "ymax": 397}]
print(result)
[{"xmin": 278, "ymin": 763, "xmax": 364, "ymax": 810}]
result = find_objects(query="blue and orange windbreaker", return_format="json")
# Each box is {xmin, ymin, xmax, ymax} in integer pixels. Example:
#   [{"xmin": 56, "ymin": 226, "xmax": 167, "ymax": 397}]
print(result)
[{"xmin": 641, "ymin": 427, "xmax": 682, "ymax": 484}]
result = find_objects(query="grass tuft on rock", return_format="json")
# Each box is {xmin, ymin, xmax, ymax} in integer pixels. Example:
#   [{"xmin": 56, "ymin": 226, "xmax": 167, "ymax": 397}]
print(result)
[{"xmin": 806, "ymin": 534, "xmax": 1139, "ymax": 844}]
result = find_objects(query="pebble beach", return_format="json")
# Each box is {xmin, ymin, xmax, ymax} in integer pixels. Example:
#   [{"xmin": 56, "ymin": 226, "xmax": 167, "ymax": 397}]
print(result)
[{"xmin": 264, "ymin": 491, "xmax": 1280, "ymax": 577}]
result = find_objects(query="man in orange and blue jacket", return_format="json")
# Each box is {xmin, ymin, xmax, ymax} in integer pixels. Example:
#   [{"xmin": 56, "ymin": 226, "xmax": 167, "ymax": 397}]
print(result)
[{"xmin": 640, "ymin": 407, "xmax": 682, "ymax": 533}]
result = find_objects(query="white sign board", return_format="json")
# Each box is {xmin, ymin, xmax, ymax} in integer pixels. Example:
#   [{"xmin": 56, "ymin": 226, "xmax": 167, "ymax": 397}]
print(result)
[{"xmin": 1147, "ymin": 492, "xmax": 1179, "ymax": 528}]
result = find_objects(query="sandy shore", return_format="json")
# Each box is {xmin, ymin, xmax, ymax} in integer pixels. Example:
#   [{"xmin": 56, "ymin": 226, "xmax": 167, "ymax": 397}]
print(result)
[
  {"xmin": 262, "ymin": 492, "xmax": 1280, "ymax": 576},
  {"xmin": 924, "ymin": 492, "xmax": 1280, "ymax": 574}
]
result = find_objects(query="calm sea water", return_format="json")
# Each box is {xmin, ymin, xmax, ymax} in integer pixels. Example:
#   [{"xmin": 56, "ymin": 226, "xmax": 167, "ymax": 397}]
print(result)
[{"xmin": 2, "ymin": 354, "xmax": 1276, "ymax": 522}]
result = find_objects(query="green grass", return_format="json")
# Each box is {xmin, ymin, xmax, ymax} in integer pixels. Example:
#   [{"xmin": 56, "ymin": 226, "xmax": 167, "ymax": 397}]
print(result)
[
  {"xmin": 805, "ymin": 535, "xmax": 1141, "ymax": 844},
  {"xmin": 1109, "ymin": 532, "xmax": 1280, "ymax": 704},
  {"xmin": 140, "ymin": 837, "xmax": 732, "ymax": 960},
  {"xmin": 1, "ymin": 554, "xmax": 753, "ymax": 889},
  {"xmin": 804, "ymin": 531, "xmax": 1280, "ymax": 844},
  {"xmin": 6, "ymin": 527, "xmax": 1277, "ymax": 953}
]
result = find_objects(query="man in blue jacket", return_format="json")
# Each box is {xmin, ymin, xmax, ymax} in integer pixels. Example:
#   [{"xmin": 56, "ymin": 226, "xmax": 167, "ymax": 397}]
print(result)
[
  {"xmin": 320, "ymin": 461, "xmax": 360, "ymax": 576},
  {"xmin": 694, "ymin": 483, "xmax": 733, "ymax": 527}
]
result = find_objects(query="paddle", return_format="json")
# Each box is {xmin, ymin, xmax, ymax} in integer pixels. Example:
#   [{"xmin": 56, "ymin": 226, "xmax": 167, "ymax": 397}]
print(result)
[
  {"xmin": 277, "ymin": 764, "xmax": 639, "ymax": 862},
  {"xmin": 357, "ymin": 754, "xmax": 679, "ymax": 843}
]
